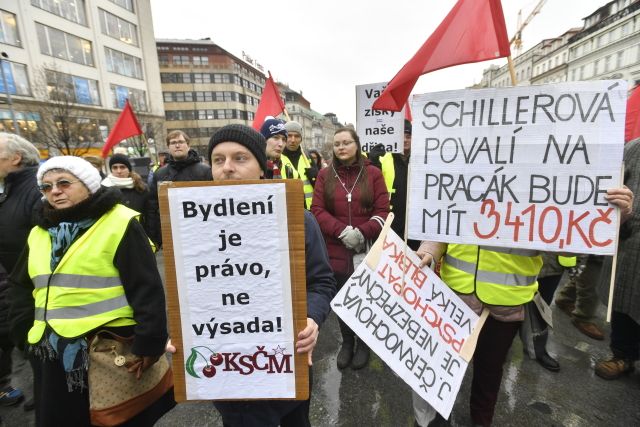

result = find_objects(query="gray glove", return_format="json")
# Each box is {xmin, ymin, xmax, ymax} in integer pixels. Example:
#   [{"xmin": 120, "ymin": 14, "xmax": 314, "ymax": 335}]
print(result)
[{"xmin": 340, "ymin": 226, "xmax": 365, "ymax": 251}]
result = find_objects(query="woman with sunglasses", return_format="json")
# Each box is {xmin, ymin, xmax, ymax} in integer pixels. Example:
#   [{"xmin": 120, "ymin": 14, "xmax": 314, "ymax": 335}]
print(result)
[
  {"xmin": 311, "ymin": 127, "xmax": 389, "ymax": 370},
  {"xmin": 9, "ymin": 156, "xmax": 174, "ymax": 426}
]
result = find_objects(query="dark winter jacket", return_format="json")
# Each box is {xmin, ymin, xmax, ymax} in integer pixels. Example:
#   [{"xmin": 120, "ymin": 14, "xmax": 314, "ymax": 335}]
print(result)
[
  {"xmin": 102, "ymin": 175, "xmax": 154, "ymax": 239},
  {"xmin": 9, "ymin": 187, "xmax": 168, "ymax": 356},
  {"xmin": 0, "ymin": 166, "xmax": 42, "ymax": 273},
  {"xmin": 148, "ymin": 149, "xmax": 212, "ymax": 246},
  {"xmin": 311, "ymin": 159, "xmax": 389, "ymax": 275}
]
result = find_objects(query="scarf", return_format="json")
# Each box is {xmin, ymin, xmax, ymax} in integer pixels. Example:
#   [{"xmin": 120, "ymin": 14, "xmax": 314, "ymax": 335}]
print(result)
[
  {"xmin": 267, "ymin": 160, "xmax": 282, "ymax": 179},
  {"xmin": 101, "ymin": 174, "xmax": 134, "ymax": 189}
]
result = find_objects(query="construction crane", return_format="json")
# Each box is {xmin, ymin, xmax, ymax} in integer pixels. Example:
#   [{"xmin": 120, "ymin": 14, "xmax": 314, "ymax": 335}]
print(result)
[{"xmin": 510, "ymin": 0, "xmax": 547, "ymax": 56}]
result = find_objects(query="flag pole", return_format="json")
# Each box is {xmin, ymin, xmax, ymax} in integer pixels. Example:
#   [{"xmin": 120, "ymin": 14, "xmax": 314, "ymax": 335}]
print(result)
[
  {"xmin": 283, "ymin": 107, "xmax": 291, "ymax": 121},
  {"xmin": 507, "ymin": 56, "xmax": 518, "ymax": 86}
]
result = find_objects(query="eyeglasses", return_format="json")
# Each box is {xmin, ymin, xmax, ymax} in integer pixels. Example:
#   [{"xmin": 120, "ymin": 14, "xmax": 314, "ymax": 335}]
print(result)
[
  {"xmin": 38, "ymin": 179, "xmax": 80, "ymax": 193},
  {"xmin": 169, "ymin": 140, "xmax": 187, "ymax": 146},
  {"xmin": 333, "ymin": 140, "xmax": 355, "ymax": 148}
]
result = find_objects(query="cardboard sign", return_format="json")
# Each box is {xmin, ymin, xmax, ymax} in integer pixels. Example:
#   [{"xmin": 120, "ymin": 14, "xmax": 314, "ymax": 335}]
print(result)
[
  {"xmin": 408, "ymin": 81, "xmax": 627, "ymax": 255},
  {"xmin": 159, "ymin": 180, "xmax": 308, "ymax": 401},
  {"xmin": 331, "ymin": 228, "xmax": 480, "ymax": 419},
  {"xmin": 357, "ymin": 82, "xmax": 406, "ymax": 153}
]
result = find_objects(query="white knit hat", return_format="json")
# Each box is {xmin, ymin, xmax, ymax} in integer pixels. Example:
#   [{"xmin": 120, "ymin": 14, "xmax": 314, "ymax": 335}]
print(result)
[{"xmin": 37, "ymin": 156, "xmax": 102, "ymax": 194}]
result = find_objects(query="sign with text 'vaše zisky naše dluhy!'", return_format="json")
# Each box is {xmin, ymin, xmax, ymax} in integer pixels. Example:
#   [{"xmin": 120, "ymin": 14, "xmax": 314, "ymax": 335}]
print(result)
[
  {"xmin": 408, "ymin": 80, "xmax": 627, "ymax": 255},
  {"xmin": 159, "ymin": 180, "xmax": 308, "ymax": 401}
]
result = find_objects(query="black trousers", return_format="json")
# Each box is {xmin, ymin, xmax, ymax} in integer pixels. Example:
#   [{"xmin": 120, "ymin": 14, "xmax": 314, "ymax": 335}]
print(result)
[
  {"xmin": 610, "ymin": 311, "xmax": 640, "ymax": 361},
  {"xmin": 214, "ymin": 369, "xmax": 313, "ymax": 427}
]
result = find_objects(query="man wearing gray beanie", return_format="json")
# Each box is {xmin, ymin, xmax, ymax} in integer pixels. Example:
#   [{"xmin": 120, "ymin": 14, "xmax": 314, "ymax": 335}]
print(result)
[
  {"xmin": 281, "ymin": 121, "xmax": 317, "ymax": 209},
  {"xmin": 206, "ymin": 124, "xmax": 336, "ymax": 427}
]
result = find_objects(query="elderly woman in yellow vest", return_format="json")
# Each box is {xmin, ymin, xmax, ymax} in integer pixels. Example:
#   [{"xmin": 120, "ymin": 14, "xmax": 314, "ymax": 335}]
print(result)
[{"xmin": 8, "ymin": 156, "xmax": 174, "ymax": 426}]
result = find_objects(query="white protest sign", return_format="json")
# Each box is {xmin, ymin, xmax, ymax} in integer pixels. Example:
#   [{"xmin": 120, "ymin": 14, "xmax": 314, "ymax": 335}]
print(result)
[
  {"xmin": 408, "ymin": 80, "xmax": 627, "ymax": 255},
  {"xmin": 167, "ymin": 183, "xmax": 297, "ymax": 400},
  {"xmin": 357, "ymin": 82, "xmax": 406, "ymax": 153},
  {"xmin": 332, "ymin": 229, "xmax": 480, "ymax": 419}
]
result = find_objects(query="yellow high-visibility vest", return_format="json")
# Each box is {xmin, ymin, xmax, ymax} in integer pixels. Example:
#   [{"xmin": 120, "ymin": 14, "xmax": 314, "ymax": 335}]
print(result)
[
  {"xmin": 27, "ymin": 204, "xmax": 139, "ymax": 343},
  {"xmin": 558, "ymin": 256, "xmax": 577, "ymax": 267},
  {"xmin": 281, "ymin": 153, "xmax": 314, "ymax": 209},
  {"xmin": 440, "ymin": 244, "xmax": 542, "ymax": 306}
]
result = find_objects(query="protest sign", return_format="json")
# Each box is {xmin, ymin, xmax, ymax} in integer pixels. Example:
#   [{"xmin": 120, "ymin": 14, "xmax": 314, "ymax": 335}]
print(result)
[
  {"xmin": 332, "ymin": 228, "xmax": 480, "ymax": 418},
  {"xmin": 357, "ymin": 82, "xmax": 406, "ymax": 153},
  {"xmin": 408, "ymin": 80, "xmax": 627, "ymax": 254},
  {"xmin": 159, "ymin": 180, "xmax": 308, "ymax": 401}
]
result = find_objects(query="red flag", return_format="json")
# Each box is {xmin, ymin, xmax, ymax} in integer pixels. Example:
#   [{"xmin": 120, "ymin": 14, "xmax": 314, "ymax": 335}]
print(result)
[
  {"xmin": 404, "ymin": 100, "xmax": 413, "ymax": 122},
  {"xmin": 252, "ymin": 71, "xmax": 286, "ymax": 130},
  {"xmin": 373, "ymin": 0, "xmax": 511, "ymax": 111},
  {"xmin": 625, "ymin": 85, "xmax": 640, "ymax": 143},
  {"xmin": 101, "ymin": 100, "xmax": 143, "ymax": 158}
]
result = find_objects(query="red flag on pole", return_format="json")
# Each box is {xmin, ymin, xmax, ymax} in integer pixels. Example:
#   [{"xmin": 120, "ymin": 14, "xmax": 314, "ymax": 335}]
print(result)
[
  {"xmin": 101, "ymin": 100, "xmax": 143, "ymax": 158},
  {"xmin": 404, "ymin": 100, "xmax": 413, "ymax": 122},
  {"xmin": 252, "ymin": 71, "xmax": 286, "ymax": 130},
  {"xmin": 373, "ymin": 0, "xmax": 511, "ymax": 111},
  {"xmin": 625, "ymin": 85, "xmax": 640, "ymax": 143}
]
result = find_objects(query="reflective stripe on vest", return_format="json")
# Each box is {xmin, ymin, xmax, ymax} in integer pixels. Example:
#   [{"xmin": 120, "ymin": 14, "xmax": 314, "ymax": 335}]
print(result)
[
  {"xmin": 27, "ymin": 204, "xmax": 139, "ymax": 343},
  {"xmin": 558, "ymin": 256, "xmax": 577, "ymax": 267},
  {"xmin": 440, "ymin": 244, "xmax": 542, "ymax": 306},
  {"xmin": 281, "ymin": 153, "xmax": 314, "ymax": 209}
]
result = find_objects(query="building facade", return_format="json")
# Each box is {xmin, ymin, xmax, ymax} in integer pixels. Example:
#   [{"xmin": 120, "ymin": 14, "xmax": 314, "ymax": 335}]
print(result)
[
  {"xmin": 478, "ymin": 0, "xmax": 640, "ymax": 91},
  {"xmin": 0, "ymin": 0, "xmax": 163, "ymax": 156},
  {"xmin": 156, "ymin": 38, "xmax": 265, "ymax": 154}
]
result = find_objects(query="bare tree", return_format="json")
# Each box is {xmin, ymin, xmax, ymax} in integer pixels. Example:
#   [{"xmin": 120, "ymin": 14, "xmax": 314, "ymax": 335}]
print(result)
[{"xmin": 31, "ymin": 65, "xmax": 111, "ymax": 156}]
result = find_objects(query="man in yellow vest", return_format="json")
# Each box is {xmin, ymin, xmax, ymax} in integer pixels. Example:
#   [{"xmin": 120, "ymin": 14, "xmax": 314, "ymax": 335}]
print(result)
[
  {"xmin": 282, "ymin": 121, "xmax": 317, "ymax": 209},
  {"xmin": 369, "ymin": 119, "xmax": 419, "ymax": 250},
  {"xmin": 413, "ymin": 186, "xmax": 634, "ymax": 427}
]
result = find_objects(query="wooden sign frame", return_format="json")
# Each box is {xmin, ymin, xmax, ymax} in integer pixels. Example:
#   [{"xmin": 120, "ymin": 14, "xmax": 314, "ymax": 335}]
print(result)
[{"xmin": 158, "ymin": 179, "xmax": 308, "ymax": 402}]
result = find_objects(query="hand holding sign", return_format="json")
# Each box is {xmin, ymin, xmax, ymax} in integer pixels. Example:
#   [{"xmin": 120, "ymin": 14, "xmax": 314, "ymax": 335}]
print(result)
[{"xmin": 296, "ymin": 318, "xmax": 319, "ymax": 366}]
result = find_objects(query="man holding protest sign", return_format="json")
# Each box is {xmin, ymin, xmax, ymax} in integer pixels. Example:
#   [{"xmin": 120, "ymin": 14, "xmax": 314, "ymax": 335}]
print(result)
[
  {"xmin": 206, "ymin": 124, "xmax": 336, "ymax": 427},
  {"xmin": 414, "ymin": 181, "xmax": 633, "ymax": 426}
]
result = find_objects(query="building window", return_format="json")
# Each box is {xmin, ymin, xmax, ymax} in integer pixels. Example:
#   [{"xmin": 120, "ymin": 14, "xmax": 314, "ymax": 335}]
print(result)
[
  {"xmin": 0, "ymin": 9, "xmax": 20, "ymax": 47},
  {"xmin": 45, "ymin": 70, "xmax": 100, "ymax": 105},
  {"xmin": 192, "ymin": 56, "xmax": 209, "ymax": 66},
  {"xmin": 195, "ymin": 91, "xmax": 213, "ymax": 102},
  {"xmin": 621, "ymin": 22, "xmax": 631, "ymax": 37},
  {"xmin": 36, "ymin": 23, "xmax": 94, "ymax": 66},
  {"xmin": 98, "ymin": 9, "xmax": 138, "ymax": 46},
  {"xmin": 604, "ymin": 55, "xmax": 611, "ymax": 72},
  {"xmin": 594, "ymin": 59, "xmax": 600, "ymax": 75},
  {"xmin": 158, "ymin": 54, "xmax": 169, "ymax": 66},
  {"xmin": 108, "ymin": 0, "xmax": 134, "ymax": 13},
  {"xmin": 31, "ymin": 0, "xmax": 87, "ymax": 25},
  {"xmin": 173, "ymin": 55, "xmax": 189, "ymax": 65},
  {"xmin": 579, "ymin": 65, "xmax": 584, "ymax": 80},
  {"xmin": 110, "ymin": 84, "xmax": 147, "ymax": 111},
  {"xmin": 571, "ymin": 69, "xmax": 577, "ymax": 81},
  {"xmin": 104, "ymin": 47, "xmax": 143, "ymax": 79},
  {"xmin": 0, "ymin": 61, "xmax": 30, "ymax": 96},
  {"xmin": 163, "ymin": 92, "xmax": 172, "ymax": 102},
  {"xmin": 194, "ymin": 73, "xmax": 211, "ymax": 83},
  {"xmin": 616, "ymin": 50, "xmax": 624, "ymax": 69}
]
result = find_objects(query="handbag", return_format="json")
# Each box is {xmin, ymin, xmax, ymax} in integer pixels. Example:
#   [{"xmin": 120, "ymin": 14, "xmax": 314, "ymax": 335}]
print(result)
[{"xmin": 88, "ymin": 331, "xmax": 173, "ymax": 426}]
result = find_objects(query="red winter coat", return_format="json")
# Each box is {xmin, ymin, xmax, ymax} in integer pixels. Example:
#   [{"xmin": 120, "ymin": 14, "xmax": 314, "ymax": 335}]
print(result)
[{"xmin": 311, "ymin": 160, "xmax": 389, "ymax": 276}]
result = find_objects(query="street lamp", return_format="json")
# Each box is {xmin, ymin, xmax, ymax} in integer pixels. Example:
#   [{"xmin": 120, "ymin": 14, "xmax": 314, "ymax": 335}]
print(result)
[{"xmin": 0, "ymin": 52, "xmax": 20, "ymax": 136}]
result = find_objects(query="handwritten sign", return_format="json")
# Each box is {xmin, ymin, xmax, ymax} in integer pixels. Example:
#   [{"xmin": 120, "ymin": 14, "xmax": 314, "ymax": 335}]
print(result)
[
  {"xmin": 159, "ymin": 180, "xmax": 308, "ymax": 401},
  {"xmin": 332, "ymin": 229, "xmax": 479, "ymax": 418},
  {"xmin": 357, "ymin": 82, "xmax": 405, "ymax": 153},
  {"xmin": 408, "ymin": 80, "xmax": 627, "ymax": 255}
]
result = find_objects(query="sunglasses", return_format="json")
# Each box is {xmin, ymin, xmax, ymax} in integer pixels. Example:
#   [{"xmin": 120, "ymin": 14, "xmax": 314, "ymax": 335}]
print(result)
[{"xmin": 38, "ymin": 179, "xmax": 80, "ymax": 193}]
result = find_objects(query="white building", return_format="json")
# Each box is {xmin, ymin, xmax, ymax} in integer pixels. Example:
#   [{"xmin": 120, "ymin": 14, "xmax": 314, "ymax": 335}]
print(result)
[{"xmin": 0, "ymin": 0, "xmax": 163, "ymax": 155}]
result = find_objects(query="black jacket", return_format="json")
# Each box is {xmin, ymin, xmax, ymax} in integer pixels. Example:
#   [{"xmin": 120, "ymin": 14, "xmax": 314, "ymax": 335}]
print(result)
[
  {"xmin": 147, "ymin": 150, "xmax": 212, "ymax": 246},
  {"xmin": 9, "ymin": 188, "xmax": 168, "ymax": 356},
  {"xmin": 0, "ymin": 166, "xmax": 42, "ymax": 273}
]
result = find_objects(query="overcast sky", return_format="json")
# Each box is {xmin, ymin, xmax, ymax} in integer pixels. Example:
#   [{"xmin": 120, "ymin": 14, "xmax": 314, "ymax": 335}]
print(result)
[{"xmin": 150, "ymin": 0, "xmax": 608, "ymax": 124}]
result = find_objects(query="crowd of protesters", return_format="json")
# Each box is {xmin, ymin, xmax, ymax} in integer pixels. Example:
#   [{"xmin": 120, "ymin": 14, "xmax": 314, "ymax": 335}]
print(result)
[{"xmin": 0, "ymin": 122, "xmax": 636, "ymax": 426}]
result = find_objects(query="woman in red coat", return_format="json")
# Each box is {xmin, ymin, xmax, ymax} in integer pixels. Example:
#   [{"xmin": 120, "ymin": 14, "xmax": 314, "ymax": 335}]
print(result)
[{"xmin": 311, "ymin": 127, "xmax": 389, "ymax": 370}]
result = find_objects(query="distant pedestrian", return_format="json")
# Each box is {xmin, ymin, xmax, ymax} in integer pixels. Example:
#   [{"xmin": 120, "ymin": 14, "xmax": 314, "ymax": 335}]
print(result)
[
  {"xmin": 595, "ymin": 138, "xmax": 639, "ymax": 380},
  {"xmin": 102, "ymin": 154, "xmax": 154, "ymax": 239},
  {"xmin": 311, "ymin": 127, "xmax": 389, "ymax": 370},
  {"xmin": 148, "ymin": 130, "xmax": 212, "ymax": 247}
]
